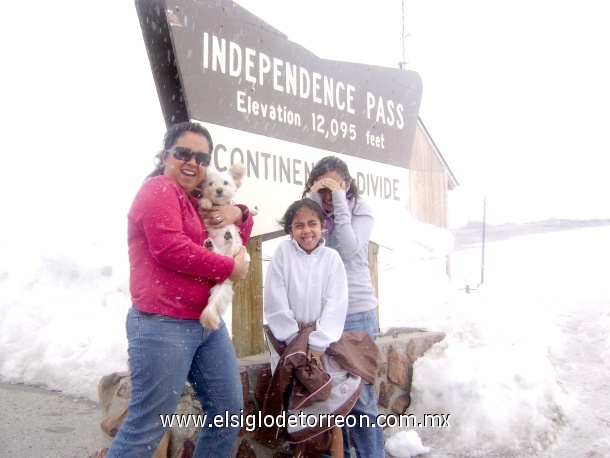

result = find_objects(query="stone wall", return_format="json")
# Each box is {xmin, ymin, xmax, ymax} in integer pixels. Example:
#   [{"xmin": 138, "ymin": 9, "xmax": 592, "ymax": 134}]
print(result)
[{"xmin": 95, "ymin": 329, "xmax": 444, "ymax": 457}]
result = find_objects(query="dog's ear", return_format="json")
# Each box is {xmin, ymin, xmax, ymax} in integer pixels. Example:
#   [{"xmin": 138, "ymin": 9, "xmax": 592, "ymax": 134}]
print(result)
[{"xmin": 229, "ymin": 162, "xmax": 246, "ymax": 188}]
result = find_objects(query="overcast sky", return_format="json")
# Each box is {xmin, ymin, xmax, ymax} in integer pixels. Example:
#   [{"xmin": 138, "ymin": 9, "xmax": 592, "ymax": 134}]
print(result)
[
  {"xmin": 2, "ymin": 0, "xmax": 608, "ymax": 244},
  {"xmin": 235, "ymin": 0, "xmax": 610, "ymax": 224}
]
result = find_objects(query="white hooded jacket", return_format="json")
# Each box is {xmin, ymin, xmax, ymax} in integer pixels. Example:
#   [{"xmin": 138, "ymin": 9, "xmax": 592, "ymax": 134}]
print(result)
[{"xmin": 264, "ymin": 238, "xmax": 348, "ymax": 351}]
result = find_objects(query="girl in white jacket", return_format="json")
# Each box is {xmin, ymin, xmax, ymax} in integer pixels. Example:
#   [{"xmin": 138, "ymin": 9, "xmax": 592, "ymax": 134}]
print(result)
[{"xmin": 264, "ymin": 198, "xmax": 348, "ymax": 457}]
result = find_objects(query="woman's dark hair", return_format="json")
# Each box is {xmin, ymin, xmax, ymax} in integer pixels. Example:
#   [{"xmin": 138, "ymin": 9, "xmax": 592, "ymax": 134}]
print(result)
[
  {"xmin": 302, "ymin": 156, "xmax": 359, "ymax": 201},
  {"xmin": 279, "ymin": 199, "xmax": 326, "ymax": 234},
  {"xmin": 145, "ymin": 122, "xmax": 214, "ymax": 181}
]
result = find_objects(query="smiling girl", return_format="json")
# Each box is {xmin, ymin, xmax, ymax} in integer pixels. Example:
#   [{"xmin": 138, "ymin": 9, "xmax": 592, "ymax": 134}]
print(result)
[{"xmin": 264, "ymin": 199, "xmax": 348, "ymax": 456}]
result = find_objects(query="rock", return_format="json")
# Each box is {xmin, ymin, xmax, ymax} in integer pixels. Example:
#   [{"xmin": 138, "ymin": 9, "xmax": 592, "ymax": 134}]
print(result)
[
  {"xmin": 236, "ymin": 438, "xmax": 257, "ymax": 458},
  {"xmin": 175, "ymin": 439, "xmax": 195, "ymax": 458},
  {"xmin": 387, "ymin": 345, "xmax": 408, "ymax": 390},
  {"xmin": 152, "ymin": 430, "xmax": 170, "ymax": 458},
  {"xmin": 378, "ymin": 380, "xmax": 396, "ymax": 409},
  {"xmin": 391, "ymin": 393, "xmax": 411, "ymax": 414},
  {"xmin": 255, "ymin": 367, "xmax": 272, "ymax": 406},
  {"xmin": 98, "ymin": 372, "xmax": 128, "ymax": 413},
  {"xmin": 100, "ymin": 405, "xmax": 127, "ymax": 437}
]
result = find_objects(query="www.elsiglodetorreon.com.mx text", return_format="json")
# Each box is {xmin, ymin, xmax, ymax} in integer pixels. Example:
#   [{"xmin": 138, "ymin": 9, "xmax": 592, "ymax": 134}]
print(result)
[{"xmin": 160, "ymin": 411, "xmax": 451, "ymax": 431}]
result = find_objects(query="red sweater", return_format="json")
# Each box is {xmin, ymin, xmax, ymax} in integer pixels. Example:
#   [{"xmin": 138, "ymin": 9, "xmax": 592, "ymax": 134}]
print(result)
[{"xmin": 128, "ymin": 175, "xmax": 253, "ymax": 319}]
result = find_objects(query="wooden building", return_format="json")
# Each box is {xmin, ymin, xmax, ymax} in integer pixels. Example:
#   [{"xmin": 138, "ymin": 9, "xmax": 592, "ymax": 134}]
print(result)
[{"xmin": 408, "ymin": 118, "xmax": 458, "ymax": 229}]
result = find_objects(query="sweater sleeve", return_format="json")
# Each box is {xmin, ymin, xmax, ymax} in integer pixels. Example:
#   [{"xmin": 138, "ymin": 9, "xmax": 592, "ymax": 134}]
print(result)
[
  {"xmin": 263, "ymin": 243, "xmax": 299, "ymax": 343},
  {"xmin": 331, "ymin": 191, "xmax": 374, "ymax": 260},
  {"xmin": 234, "ymin": 204, "xmax": 254, "ymax": 245},
  {"xmin": 308, "ymin": 192, "xmax": 323, "ymax": 207},
  {"xmin": 131, "ymin": 178, "xmax": 234, "ymax": 282},
  {"xmin": 308, "ymin": 251, "xmax": 349, "ymax": 352}
]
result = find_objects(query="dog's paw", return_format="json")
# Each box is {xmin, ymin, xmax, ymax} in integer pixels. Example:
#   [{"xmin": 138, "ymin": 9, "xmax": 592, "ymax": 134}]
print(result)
[
  {"xmin": 224, "ymin": 230, "xmax": 233, "ymax": 242},
  {"xmin": 200, "ymin": 307, "xmax": 220, "ymax": 330},
  {"xmin": 204, "ymin": 238, "xmax": 214, "ymax": 250}
]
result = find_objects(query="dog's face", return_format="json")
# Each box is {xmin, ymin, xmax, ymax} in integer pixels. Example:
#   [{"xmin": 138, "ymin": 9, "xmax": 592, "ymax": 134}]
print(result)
[
  {"xmin": 200, "ymin": 162, "xmax": 246, "ymax": 207},
  {"xmin": 200, "ymin": 169, "xmax": 239, "ymax": 206}
]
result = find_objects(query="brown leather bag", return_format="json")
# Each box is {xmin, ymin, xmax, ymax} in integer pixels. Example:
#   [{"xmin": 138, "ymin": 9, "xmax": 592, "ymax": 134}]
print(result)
[
  {"xmin": 290, "ymin": 356, "xmax": 332, "ymax": 410},
  {"xmin": 264, "ymin": 324, "xmax": 332, "ymax": 410}
]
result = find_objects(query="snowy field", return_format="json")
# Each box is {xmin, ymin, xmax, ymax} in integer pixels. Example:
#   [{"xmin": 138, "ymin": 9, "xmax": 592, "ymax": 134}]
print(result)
[
  {"xmin": 0, "ymin": 215, "xmax": 608, "ymax": 457},
  {"xmin": 381, "ymin": 220, "xmax": 610, "ymax": 457}
]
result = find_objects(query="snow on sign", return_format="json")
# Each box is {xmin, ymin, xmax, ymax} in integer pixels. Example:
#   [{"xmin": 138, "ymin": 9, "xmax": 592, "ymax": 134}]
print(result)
[{"xmin": 136, "ymin": 0, "xmax": 423, "ymax": 236}]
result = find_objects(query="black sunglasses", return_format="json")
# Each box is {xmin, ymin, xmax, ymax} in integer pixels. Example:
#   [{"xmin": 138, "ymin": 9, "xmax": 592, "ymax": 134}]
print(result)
[{"xmin": 166, "ymin": 146, "xmax": 212, "ymax": 167}]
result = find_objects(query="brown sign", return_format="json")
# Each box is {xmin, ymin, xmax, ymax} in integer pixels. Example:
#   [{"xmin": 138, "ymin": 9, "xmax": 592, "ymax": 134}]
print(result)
[{"xmin": 136, "ymin": 0, "xmax": 422, "ymax": 169}]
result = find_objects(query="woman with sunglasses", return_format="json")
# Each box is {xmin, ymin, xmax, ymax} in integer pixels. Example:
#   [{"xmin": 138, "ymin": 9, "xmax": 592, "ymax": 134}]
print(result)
[
  {"xmin": 106, "ymin": 122, "xmax": 252, "ymax": 458},
  {"xmin": 303, "ymin": 156, "xmax": 384, "ymax": 458}
]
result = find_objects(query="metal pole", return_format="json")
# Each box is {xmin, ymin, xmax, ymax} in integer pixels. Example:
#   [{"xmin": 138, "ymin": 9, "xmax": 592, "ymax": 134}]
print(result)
[{"xmin": 480, "ymin": 197, "xmax": 486, "ymax": 285}]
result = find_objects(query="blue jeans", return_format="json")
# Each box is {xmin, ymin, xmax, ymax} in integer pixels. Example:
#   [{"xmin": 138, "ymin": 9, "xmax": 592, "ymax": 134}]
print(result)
[
  {"xmin": 342, "ymin": 309, "xmax": 384, "ymax": 458},
  {"xmin": 106, "ymin": 307, "xmax": 243, "ymax": 458}
]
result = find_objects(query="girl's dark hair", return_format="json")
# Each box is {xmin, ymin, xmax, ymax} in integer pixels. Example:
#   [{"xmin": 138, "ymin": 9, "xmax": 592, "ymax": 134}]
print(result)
[
  {"xmin": 302, "ymin": 156, "xmax": 359, "ymax": 201},
  {"xmin": 279, "ymin": 199, "xmax": 326, "ymax": 234},
  {"xmin": 145, "ymin": 122, "xmax": 214, "ymax": 181}
]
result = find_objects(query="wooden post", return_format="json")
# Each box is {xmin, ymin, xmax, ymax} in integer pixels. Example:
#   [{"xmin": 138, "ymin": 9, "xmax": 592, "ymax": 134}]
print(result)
[
  {"xmin": 368, "ymin": 241, "xmax": 380, "ymax": 332},
  {"xmin": 232, "ymin": 235, "xmax": 265, "ymax": 357}
]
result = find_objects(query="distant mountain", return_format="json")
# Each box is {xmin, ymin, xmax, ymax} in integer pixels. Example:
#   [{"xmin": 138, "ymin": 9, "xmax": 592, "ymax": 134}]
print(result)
[{"xmin": 451, "ymin": 218, "xmax": 610, "ymax": 250}]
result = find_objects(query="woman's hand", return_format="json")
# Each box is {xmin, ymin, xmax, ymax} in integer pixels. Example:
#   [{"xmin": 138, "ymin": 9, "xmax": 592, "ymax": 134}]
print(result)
[
  {"xmin": 310, "ymin": 180, "xmax": 325, "ymax": 193},
  {"xmin": 311, "ymin": 178, "xmax": 342, "ymax": 194},
  {"xmin": 228, "ymin": 246, "xmax": 250, "ymax": 282},
  {"xmin": 202, "ymin": 205, "xmax": 243, "ymax": 228}
]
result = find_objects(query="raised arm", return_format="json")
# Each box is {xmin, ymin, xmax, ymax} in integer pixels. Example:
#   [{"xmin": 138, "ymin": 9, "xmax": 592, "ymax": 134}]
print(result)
[{"xmin": 331, "ymin": 192, "xmax": 374, "ymax": 260}]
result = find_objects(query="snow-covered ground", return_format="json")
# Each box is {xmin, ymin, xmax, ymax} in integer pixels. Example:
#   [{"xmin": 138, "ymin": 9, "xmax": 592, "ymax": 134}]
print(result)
[
  {"xmin": 380, "ymin": 221, "xmax": 610, "ymax": 457},
  {"xmin": 0, "ymin": 213, "xmax": 608, "ymax": 457}
]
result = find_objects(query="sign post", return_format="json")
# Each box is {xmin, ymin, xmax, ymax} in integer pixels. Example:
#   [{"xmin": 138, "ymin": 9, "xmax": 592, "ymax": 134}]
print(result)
[{"xmin": 136, "ymin": 0, "xmax": 422, "ymax": 355}]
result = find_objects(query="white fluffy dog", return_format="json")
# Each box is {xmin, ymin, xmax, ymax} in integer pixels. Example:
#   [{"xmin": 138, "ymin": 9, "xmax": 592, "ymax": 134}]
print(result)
[{"xmin": 199, "ymin": 162, "xmax": 250, "ymax": 330}]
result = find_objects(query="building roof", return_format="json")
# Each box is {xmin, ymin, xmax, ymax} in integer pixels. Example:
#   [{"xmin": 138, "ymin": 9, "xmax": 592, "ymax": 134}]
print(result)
[{"xmin": 417, "ymin": 117, "xmax": 459, "ymax": 190}]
